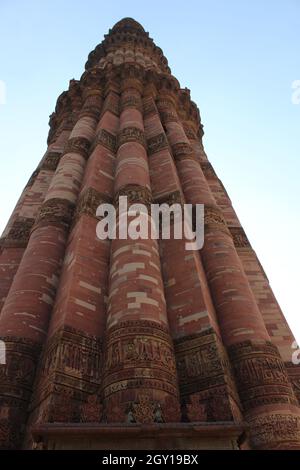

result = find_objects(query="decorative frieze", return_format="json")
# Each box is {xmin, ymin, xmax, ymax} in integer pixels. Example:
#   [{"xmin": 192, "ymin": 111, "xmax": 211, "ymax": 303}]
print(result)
[
  {"xmin": 147, "ymin": 133, "xmax": 169, "ymax": 155},
  {"xmin": 120, "ymin": 94, "xmax": 143, "ymax": 112},
  {"xmin": 102, "ymin": 320, "xmax": 179, "ymax": 408},
  {"xmin": 80, "ymin": 91, "xmax": 103, "ymax": 120},
  {"xmin": 34, "ymin": 198, "xmax": 74, "ymax": 230},
  {"xmin": 159, "ymin": 111, "xmax": 178, "ymax": 124},
  {"xmin": 96, "ymin": 128, "xmax": 117, "ymax": 153},
  {"xmin": 228, "ymin": 340, "xmax": 298, "ymax": 411},
  {"xmin": 171, "ymin": 142, "xmax": 195, "ymax": 161},
  {"xmin": 285, "ymin": 363, "xmax": 300, "ymax": 404},
  {"xmin": 81, "ymin": 395, "xmax": 103, "ymax": 423},
  {"xmin": 64, "ymin": 136, "xmax": 91, "ymax": 160},
  {"xmin": 248, "ymin": 413, "xmax": 300, "ymax": 449},
  {"xmin": 183, "ymin": 123, "xmax": 197, "ymax": 140},
  {"xmin": 154, "ymin": 190, "xmax": 184, "ymax": 207},
  {"xmin": 118, "ymin": 126, "xmax": 146, "ymax": 149},
  {"xmin": 204, "ymin": 205, "xmax": 229, "ymax": 233},
  {"xmin": 76, "ymin": 187, "xmax": 112, "ymax": 220},
  {"xmin": 41, "ymin": 152, "xmax": 62, "ymax": 171},
  {"xmin": 39, "ymin": 326, "xmax": 103, "ymax": 385},
  {"xmin": 114, "ymin": 184, "xmax": 152, "ymax": 208},
  {"xmin": 5, "ymin": 217, "xmax": 35, "ymax": 248},
  {"xmin": 105, "ymin": 392, "xmax": 181, "ymax": 424},
  {"xmin": 174, "ymin": 328, "xmax": 239, "ymax": 422},
  {"xmin": 0, "ymin": 337, "xmax": 41, "ymax": 449},
  {"xmin": 186, "ymin": 394, "xmax": 207, "ymax": 422},
  {"xmin": 31, "ymin": 326, "xmax": 103, "ymax": 421},
  {"xmin": 102, "ymin": 94, "xmax": 120, "ymax": 117},
  {"xmin": 80, "ymin": 105, "xmax": 103, "ymax": 120},
  {"xmin": 143, "ymin": 99, "xmax": 158, "ymax": 117},
  {"xmin": 229, "ymin": 226, "xmax": 250, "ymax": 248}
]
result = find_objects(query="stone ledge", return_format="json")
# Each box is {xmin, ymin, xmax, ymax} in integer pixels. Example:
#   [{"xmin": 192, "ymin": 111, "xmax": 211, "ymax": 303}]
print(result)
[{"xmin": 31, "ymin": 422, "xmax": 246, "ymax": 450}]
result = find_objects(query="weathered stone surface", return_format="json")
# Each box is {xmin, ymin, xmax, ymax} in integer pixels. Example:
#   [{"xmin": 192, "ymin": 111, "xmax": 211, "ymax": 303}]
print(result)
[{"xmin": 0, "ymin": 17, "xmax": 299, "ymax": 451}]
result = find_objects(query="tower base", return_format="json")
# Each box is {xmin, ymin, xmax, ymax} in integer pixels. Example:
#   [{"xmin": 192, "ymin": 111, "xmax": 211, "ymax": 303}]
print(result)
[{"xmin": 31, "ymin": 422, "xmax": 245, "ymax": 450}]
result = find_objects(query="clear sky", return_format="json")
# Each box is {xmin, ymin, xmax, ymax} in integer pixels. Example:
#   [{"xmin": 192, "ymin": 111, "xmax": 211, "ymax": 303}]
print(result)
[{"xmin": 0, "ymin": 0, "xmax": 299, "ymax": 343}]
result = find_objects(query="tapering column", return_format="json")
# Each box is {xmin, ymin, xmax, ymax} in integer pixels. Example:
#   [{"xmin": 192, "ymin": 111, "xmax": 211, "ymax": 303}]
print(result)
[
  {"xmin": 0, "ymin": 83, "xmax": 102, "ymax": 449},
  {"xmin": 199, "ymin": 158, "xmax": 300, "ymax": 412},
  {"xmin": 24, "ymin": 83, "xmax": 118, "ymax": 443},
  {"xmin": 188, "ymin": 125, "xmax": 300, "ymax": 408},
  {"xmin": 157, "ymin": 92, "xmax": 300, "ymax": 449},
  {"xmin": 144, "ymin": 91, "xmax": 242, "ymax": 425},
  {"xmin": 102, "ymin": 71, "xmax": 180, "ymax": 425}
]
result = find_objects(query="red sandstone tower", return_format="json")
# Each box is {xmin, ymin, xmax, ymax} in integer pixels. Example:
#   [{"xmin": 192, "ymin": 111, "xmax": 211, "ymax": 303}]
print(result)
[{"xmin": 1, "ymin": 18, "xmax": 300, "ymax": 450}]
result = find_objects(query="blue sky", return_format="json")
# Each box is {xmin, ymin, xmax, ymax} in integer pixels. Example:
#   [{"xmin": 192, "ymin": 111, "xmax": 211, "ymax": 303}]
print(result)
[{"xmin": 0, "ymin": 0, "xmax": 299, "ymax": 342}]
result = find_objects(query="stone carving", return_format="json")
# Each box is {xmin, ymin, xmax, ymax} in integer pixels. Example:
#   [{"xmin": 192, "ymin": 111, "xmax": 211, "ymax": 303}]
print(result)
[
  {"xmin": 248, "ymin": 414, "xmax": 300, "ymax": 449},
  {"xmin": 120, "ymin": 94, "xmax": 142, "ymax": 112},
  {"xmin": 171, "ymin": 142, "xmax": 195, "ymax": 161},
  {"xmin": 102, "ymin": 321, "xmax": 179, "ymax": 405},
  {"xmin": 186, "ymin": 393, "xmax": 207, "ymax": 422},
  {"xmin": 76, "ymin": 186, "xmax": 112, "ymax": 220},
  {"xmin": 143, "ymin": 100, "xmax": 157, "ymax": 117},
  {"xmin": 286, "ymin": 363, "xmax": 300, "ymax": 405},
  {"xmin": 30, "ymin": 327, "xmax": 103, "ymax": 430},
  {"xmin": 105, "ymin": 396, "xmax": 126, "ymax": 423},
  {"xmin": 96, "ymin": 128, "xmax": 117, "ymax": 153},
  {"xmin": 80, "ymin": 105, "xmax": 102, "ymax": 120},
  {"xmin": 229, "ymin": 226, "xmax": 250, "ymax": 248},
  {"xmin": 34, "ymin": 198, "xmax": 74, "ymax": 230},
  {"xmin": 5, "ymin": 217, "xmax": 35, "ymax": 247},
  {"xmin": 114, "ymin": 184, "xmax": 152, "ymax": 208},
  {"xmin": 147, "ymin": 133, "xmax": 169, "ymax": 155},
  {"xmin": 183, "ymin": 124, "xmax": 197, "ymax": 140},
  {"xmin": 228, "ymin": 341, "xmax": 298, "ymax": 411},
  {"xmin": 41, "ymin": 152, "xmax": 62, "ymax": 171},
  {"xmin": 121, "ymin": 75, "xmax": 143, "ymax": 95},
  {"xmin": 125, "ymin": 395, "xmax": 178, "ymax": 424},
  {"xmin": 0, "ymin": 337, "xmax": 40, "ymax": 395},
  {"xmin": 174, "ymin": 330, "xmax": 238, "ymax": 422},
  {"xmin": 156, "ymin": 97, "xmax": 176, "ymax": 111},
  {"xmin": 0, "ymin": 337, "xmax": 41, "ymax": 449},
  {"xmin": 105, "ymin": 336, "xmax": 175, "ymax": 371},
  {"xmin": 48, "ymin": 392, "xmax": 74, "ymax": 423},
  {"xmin": 118, "ymin": 126, "xmax": 146, "ymax": 149},
  {"xmin": 159, "ymin": 111, "xmax": 178, "ymax": 123},
  {"xmin": 102, "ymin": 94, "xmax": 120, "ymax": 116},
  {"xmin": 40, "ymin": 326, "xmax": 103, "ymax": 384},
  {"xmin": 80, "ymin": 92, "xmax": 103, "ymax": 120},
  {"xmin": 204, "ymin": 205, "xmax": 229, "ymax": 233},
  {"xmin": 154, "ymin": 190, "xmax": 184, "ymax": 208},
  {"xmin": 208, "ymin": 394, "xmax": 233, "ymax": 422},
  {"xmin": 162, "ymin": 395, "xmax": 181, "ymax": 423},
  {"xmin": 81, "ymin": 395, "xmax": 103, "ymax": 423},
  {"xmin": 132, "ymin": 394, "xmax": 155, "ymax": 424},
  {"xmin": 64, "ymin": 136, "xmax": 91, "ymax": 160}
]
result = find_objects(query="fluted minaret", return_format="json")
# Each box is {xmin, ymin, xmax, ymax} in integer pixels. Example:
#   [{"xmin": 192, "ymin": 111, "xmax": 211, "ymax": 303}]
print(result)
[{"xmin": 1, "ymin": 18, "xmax": 300, "ymax": 450}]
